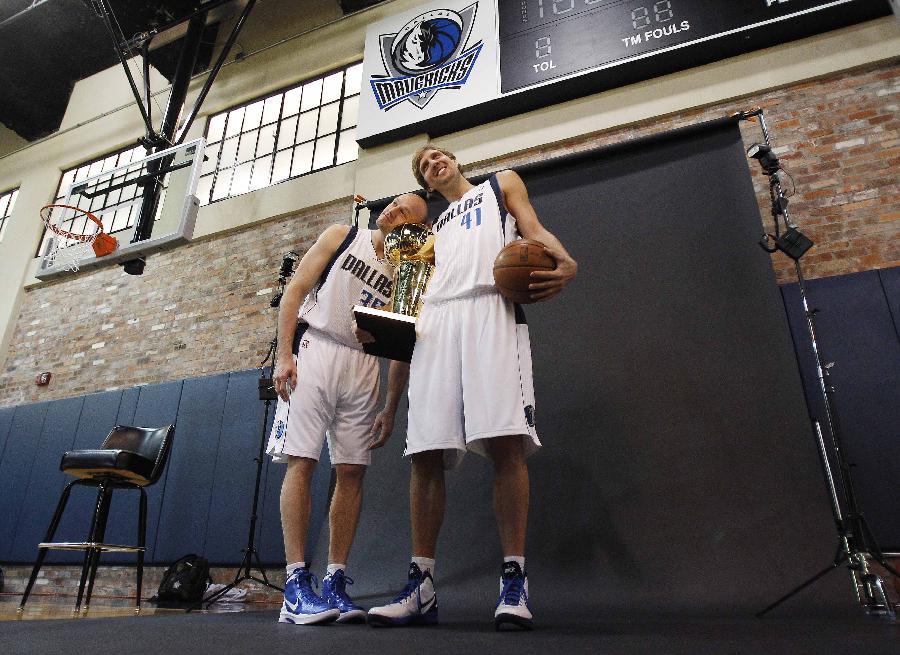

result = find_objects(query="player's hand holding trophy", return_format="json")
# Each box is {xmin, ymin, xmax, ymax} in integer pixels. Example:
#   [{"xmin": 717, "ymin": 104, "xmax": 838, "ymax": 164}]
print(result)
[{"xmin": 353, "ymin": 223, "xmax": 434, "ymax": 362}]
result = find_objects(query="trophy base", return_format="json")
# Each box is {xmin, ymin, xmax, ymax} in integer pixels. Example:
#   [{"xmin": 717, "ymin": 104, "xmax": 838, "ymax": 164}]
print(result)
[{"xmin": 353, "ymin": 306, "xmax": 417, "ymax": 363}]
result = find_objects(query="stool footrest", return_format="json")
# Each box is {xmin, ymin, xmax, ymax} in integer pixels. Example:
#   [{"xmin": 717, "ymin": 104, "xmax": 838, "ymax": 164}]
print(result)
[{"xmin": 38, "ymin": 541, "xmax": 145, "ymax": 553}]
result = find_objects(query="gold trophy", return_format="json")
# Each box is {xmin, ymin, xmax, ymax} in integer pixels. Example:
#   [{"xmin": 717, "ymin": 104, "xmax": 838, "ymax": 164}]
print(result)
[{"xmin": 353, "ymin": 223, "xmax": 434, "ymax": 362}]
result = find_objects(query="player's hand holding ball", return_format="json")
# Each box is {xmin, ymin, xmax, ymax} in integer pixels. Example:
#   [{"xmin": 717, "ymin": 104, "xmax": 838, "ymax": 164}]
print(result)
[
  {"xmin": 493, "ymin": 238, "xmax": 577, "ymax": 303},
  {"xmin": 493, "ymin": 239, "xmax": 554, "ymax": 304}
]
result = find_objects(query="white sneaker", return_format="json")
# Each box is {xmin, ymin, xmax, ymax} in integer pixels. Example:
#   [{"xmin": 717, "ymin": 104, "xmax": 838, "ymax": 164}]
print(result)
[
  {"xmin": 367, "ymin": 563, "xmax": 439, "ymax": 627},
  {"xmin": 204, "ymin": 583, "xmax": 248, "ymax": 603},
  {"xmin": 494, "ymin": 561, "xmax": 533, "ymax": 630}
]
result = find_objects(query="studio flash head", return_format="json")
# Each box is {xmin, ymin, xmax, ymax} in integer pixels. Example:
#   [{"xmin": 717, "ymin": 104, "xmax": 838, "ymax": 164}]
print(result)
[
  {"xmin": 747, "ymin": 143, "xmax": 781, "ymax": 176},
  {"xmin": 279, "ymin": 251, "xmax": 300, "ymax": 280}
]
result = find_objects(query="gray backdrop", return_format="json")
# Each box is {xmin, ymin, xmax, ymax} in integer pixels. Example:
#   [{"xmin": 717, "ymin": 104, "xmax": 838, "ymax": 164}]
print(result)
[{"xmin": 344, "ymin": 120, "xmax": 855, "ymax": 617}]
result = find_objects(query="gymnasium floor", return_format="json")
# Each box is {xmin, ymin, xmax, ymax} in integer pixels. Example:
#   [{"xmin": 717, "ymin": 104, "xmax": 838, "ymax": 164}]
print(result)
[{"xmin": 2, "ymin": 593, "xmax": 899, "ymax": 655}]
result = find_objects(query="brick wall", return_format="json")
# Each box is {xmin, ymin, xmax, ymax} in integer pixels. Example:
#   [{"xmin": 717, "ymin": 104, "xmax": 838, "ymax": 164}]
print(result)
[
  {"xmin": 0, "ymin": 59, "xmax": 897, "ymax": 407},
  {"xmin": 470, "ymin": 59, "xmax": 899, "ymax": 285},
  {"xmin": 4, "ymin": 558, "xmax": 898, "ymax": 606},
  {"xmin": 0, "ymin": 199, "xmax": 350, "ymax": 406},
  {"xmin": 1, "ymin": 563, "xmax": 286, "ymax": 605}
]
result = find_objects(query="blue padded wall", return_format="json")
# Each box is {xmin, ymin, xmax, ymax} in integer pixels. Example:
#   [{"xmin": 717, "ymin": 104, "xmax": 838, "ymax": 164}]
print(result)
[
  {"xmin": 2, "ymin": 266, "xmax": 898, "ymax": 570},
  {"xmin": 202, "ymin": 369, "xmax": 268, "ymax": 564},
  {"xmin": 116, "ymin": 386, "xmax": 140, "ymax": 427},
  {"xmin": 0, "ymin": 371, "xmax": 304, "ymax": 567},
  {"xmin": 8, "ymin": 396, "xmax": 85, "ymax": 562},
  {"xmin": 256, "ymin": 412, "xmax": 284, "ymax": 566},
  {"xmin": 880, "ymin": 266, "xmax": 900, "ymax": 333},
  {"xmin": 780, "ymin": 267, "xmax": 900, "ymax": 550},
  {"xmin": 0, "ymin": 406, "xmax": 14, "ymax": 467},
  {"xmin": 0, "ymin": 402, "xmax": 49, "ymax": 560},
  {"xmin": 259, "ymin": 441, "xmax": 331, "ymax": 566},
  {"xmin": 153, "ymin": 374, "xmax": 229, "ymax": 562},
  {"xmin": 0, "ymin": 372, "xmax": 293, "ymax": 567}
]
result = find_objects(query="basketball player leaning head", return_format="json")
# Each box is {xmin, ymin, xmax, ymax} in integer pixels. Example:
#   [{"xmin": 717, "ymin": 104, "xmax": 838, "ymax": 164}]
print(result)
[
  {"xmin": 268, "ymin": 191, "xmax": 426, "ymax": 626},
  {"xmin": 365, "ymin": 146, "xmax": 577, "ymax": 631}
]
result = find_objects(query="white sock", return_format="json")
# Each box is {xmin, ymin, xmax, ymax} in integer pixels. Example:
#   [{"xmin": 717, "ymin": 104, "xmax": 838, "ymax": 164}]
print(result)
[
  {"xmin": 411, "ymin": 556, "xmax": 435, "ymax": 577},
  {"xmin": 326, "ymin": 563, "xmax": 345, "ymax": 575},
  {"xmin": 286, "ymin": 561, "xmax": 306, "ymax": 574},
  {"xmin": 504, "ymin": 556, "xmax": 525, "ymax": 572}
]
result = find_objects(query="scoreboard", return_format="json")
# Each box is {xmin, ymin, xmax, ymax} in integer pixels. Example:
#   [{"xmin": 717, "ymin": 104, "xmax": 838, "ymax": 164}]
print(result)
[
  {"xmin": 357, "ymin": 0, "xmax": 890, "ymax": 147},
  {"xmin": 499, "ymin": 1, "xmax": 890, "ymax": 93}
]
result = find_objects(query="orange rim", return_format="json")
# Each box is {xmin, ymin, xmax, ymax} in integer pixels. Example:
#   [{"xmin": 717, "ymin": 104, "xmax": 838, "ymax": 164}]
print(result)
[{"xmin": 40, "ymin": 204, "xmax": 105, "ymax": 242}]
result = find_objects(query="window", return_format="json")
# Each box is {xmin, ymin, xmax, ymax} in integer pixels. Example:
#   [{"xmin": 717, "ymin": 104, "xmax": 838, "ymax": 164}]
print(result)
[
  {"xmin": 198, "ymin": 62, "xmax": 362, "ymax": 205},
  {"xmin": 0, "ymin": 187, "xmax": 19, "ymax": 242},
  {"xmin": 37, "ymin": 144, "xmax": 148, "ymax": 256}
]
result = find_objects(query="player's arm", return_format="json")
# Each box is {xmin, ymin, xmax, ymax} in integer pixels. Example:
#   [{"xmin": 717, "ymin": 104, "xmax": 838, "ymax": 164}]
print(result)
[
  {"xmin": 273, "ymin": 224, "xmax": 351, "ymax": 401},
  {"xmin": 497, "ymin": 169, "xmax": 577, "ymax": 301},
  {"xmin": 368, "ymin": 360, "xmax": 410, "ymax": 450}
]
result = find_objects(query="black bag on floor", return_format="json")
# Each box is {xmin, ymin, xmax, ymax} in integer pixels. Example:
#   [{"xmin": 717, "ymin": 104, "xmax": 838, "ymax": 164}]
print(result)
[{"xmin": 152, "ymin": 554, "xmax": 211, "ymax": 603}]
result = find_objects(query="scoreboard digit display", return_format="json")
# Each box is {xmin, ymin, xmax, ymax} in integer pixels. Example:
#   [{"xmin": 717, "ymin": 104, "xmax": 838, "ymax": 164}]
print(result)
[{"xmin": 499, "ymin": 1, "xmax": 889, "ymax": 94}]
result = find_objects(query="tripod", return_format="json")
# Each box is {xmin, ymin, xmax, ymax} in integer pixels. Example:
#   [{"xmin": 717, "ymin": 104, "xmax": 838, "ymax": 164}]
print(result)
[
  {"xmin": 204, "ymin": 260, "xmax": 298, "ymax": 605},
  {"xmin": 739, "ymin": 108, "xmax": 898, "ymax": 619}
]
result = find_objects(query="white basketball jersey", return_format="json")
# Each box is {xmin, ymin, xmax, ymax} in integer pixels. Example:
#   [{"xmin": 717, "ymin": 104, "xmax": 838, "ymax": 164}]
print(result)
[
  {"xmin": 425, "ymin": 174, "xmax": 519, "ymax": 303},
  {"xmin": 299, "ymin": 227, "xmax": 392, "ymax": 349}
]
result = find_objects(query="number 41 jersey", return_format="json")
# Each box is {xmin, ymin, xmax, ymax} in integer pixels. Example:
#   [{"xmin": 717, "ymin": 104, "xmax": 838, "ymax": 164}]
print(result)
[{"xmin": 424, "ymin": 174, "xmax": 519, "ymax": 303}]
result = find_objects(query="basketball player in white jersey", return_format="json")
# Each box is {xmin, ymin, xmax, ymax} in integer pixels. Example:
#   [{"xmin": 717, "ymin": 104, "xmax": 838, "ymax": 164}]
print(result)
[
  {"xmin": 366, "ymin": 147, "xmax": 576, "ymax": 630},
  {"xmin": 267, "ymin": 192, "xmax": 427, "ymax": 625}
]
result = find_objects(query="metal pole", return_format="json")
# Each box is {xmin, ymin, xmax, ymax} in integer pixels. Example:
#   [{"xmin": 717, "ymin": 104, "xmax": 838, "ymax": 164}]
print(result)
[
  {"xmin": 123, "ymin": 13, "xmax": 206, "ymax": 275},
  {"xmin": 92, "ymin": 0, "xmax": 156, "ymax": 138},
  {"xmin": 745, "ymin": 109, "xmax": 897, "ymax": 618},
  {"xmin": 175, "ymin": 0, "xmax": 259, "ymax": 145}
]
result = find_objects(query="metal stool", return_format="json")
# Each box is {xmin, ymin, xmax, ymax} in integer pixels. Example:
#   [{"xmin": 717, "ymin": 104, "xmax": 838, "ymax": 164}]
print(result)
[{"xmin": 18, "ymin": 424, "xmax": 175, "ymax": 614}]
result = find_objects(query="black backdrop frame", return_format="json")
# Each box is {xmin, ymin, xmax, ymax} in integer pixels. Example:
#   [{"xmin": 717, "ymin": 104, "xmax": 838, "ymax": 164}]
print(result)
[{"xmin": 354, "ymin": 117, "xmax": 860, "ymax": 614}]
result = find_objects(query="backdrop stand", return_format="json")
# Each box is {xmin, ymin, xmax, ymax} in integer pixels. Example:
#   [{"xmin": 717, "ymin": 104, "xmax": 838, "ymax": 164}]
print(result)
[
  {"xmin": 203, "ymin": 258, "xmax": 298, "ymax": 605},
  {"xmin": 740, "ymin": 108, "xmax": 898, "ymax": 620}
]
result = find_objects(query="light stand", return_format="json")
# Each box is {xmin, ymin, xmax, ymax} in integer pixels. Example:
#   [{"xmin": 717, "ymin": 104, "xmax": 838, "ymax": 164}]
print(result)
[
  {"xmin": 353, "ymin": 193, "xmax": 368, "ymax": 228},
  {"xmin": 203, "ymin": 252, "xmax": 299, "ymax": 605},
  {"xmin": 738, "ymin": 108, "xmax": 898, "ymax": 619}
]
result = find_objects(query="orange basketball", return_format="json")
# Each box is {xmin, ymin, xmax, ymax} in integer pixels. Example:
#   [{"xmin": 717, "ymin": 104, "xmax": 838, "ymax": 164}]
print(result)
[{"xmin": 492, "ymin": 239, "xmax": 555, "ymax": 304}]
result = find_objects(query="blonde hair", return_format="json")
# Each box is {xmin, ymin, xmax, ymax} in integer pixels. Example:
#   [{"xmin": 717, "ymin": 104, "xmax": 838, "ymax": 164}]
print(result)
[{"xmin": 411, "ymin": 145, "xmax": 464, "ymax": 190}]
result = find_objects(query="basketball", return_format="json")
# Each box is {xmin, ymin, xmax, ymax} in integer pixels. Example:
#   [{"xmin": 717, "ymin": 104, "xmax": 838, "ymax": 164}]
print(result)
[{"xmin": 492, "ymin": 239, "xmax": 556, "ymax": 304}]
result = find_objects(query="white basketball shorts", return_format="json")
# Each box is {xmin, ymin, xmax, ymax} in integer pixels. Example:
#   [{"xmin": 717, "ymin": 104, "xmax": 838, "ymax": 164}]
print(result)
[
  {"xmin": 406, "ymin": 292, "xmax": 541, "ymax": 469},
  {"xmin": 266, "ymin": 328, "xmax": 379, "ymax": 466}
]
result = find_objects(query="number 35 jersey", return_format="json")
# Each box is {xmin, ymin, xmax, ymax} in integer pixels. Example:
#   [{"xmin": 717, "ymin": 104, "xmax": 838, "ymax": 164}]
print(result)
[
  {"xmin": 425, "ymin": 174, "xmax": 518, "ymax": 303},
  {"xmin": 299, "ymin": 226, "xmax": 393, "ymax": 350}
]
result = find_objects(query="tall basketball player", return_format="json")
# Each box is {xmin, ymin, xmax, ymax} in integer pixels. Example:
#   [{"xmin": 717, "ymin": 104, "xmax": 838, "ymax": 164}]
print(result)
[
  {"xmin": 365, "ymin": 147, "xmax": 577, "ymax": 630},
  {"xmin": 268, "ymin": 192, "xmax": 428, "ymax": 625}
]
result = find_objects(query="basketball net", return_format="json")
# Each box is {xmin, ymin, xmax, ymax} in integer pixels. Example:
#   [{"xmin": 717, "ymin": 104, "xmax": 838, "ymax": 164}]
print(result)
[{"xmin": 40, "ymin": 204, "xmax": 118, "ymax": 273}]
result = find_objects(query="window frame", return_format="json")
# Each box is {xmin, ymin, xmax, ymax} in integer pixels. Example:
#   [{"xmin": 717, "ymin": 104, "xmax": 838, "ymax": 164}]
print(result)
[
  {"xmin": 198, "ymin": 62, "xmax": 362, "ymax": 206},
  {"xmin": 0, "ymin": 187, "xmax": 19, "ymax": 243}
]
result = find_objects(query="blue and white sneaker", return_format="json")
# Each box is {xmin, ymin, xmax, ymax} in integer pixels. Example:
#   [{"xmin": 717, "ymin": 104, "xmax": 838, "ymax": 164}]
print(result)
[
  {"xmin": 322, "ymin": 569, "xmax": 366, "ymax": 623},
  {"xmin": 494, "ymin": 561, "xmax": 533, "ymax": 630},
  {"xmin": 367, "ymin": 563, "xmax": 439, "ymax": 627},
  {"xmin": 279, "ymin": 567, "xmax": 340, "ymax": 625}
]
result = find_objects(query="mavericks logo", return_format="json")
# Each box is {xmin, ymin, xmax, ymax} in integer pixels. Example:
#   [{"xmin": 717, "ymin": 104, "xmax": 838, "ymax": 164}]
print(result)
[{"xmin": 370, "ymin": 3, "xmax": 482, "ymax": 111}]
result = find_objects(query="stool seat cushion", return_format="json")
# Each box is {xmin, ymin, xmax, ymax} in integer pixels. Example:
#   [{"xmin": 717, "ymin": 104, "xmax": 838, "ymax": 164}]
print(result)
[{"xmin": 61, "ymin": 449, "xmax": 155, "ymax": 485}]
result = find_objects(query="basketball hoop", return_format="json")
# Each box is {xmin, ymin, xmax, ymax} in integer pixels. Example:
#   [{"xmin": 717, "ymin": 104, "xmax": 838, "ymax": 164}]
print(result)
[{"xmin": 40, "ymin": 204, "xmax": 118, "ymax": 272}]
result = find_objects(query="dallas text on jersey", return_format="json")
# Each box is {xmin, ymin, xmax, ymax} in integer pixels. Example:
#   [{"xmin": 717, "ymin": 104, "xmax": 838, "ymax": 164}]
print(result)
[
  {"xmin": 434, "ymin": 192, "xmax": 483, "ymax": 233},
  {"xmin": 340, "ymin": 253, "xmax": 393, "ymax": 299}
]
